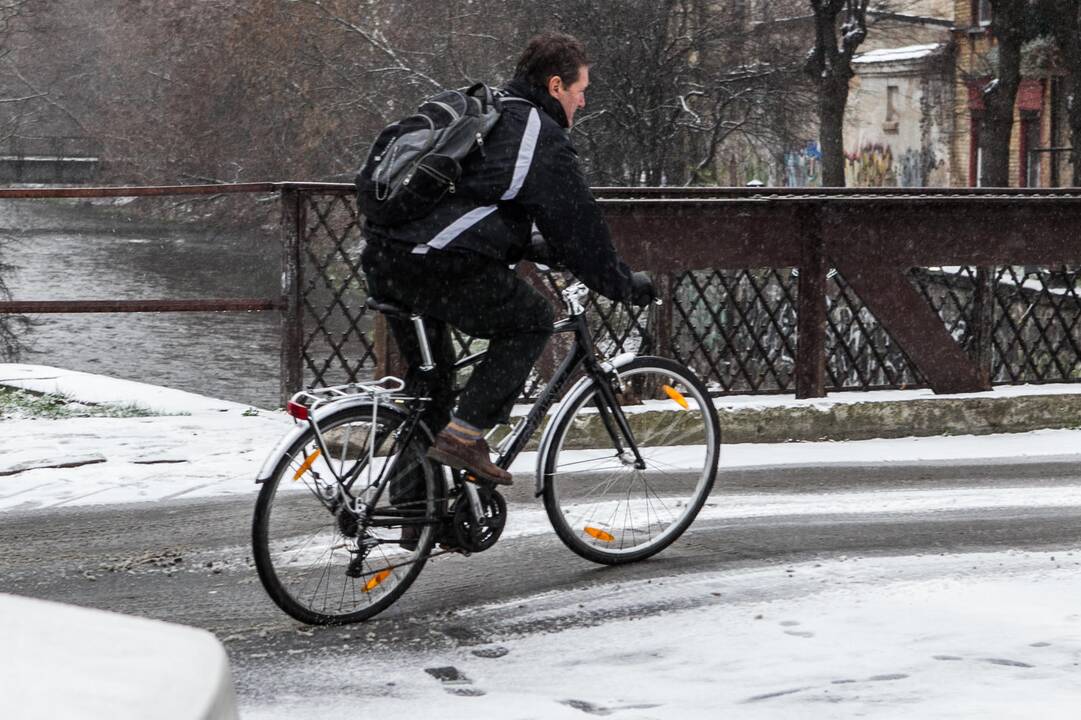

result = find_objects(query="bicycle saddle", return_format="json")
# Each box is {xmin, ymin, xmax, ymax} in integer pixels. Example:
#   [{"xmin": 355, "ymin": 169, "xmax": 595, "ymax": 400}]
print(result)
[{"xmin": 365, "ymin": 296, "xmax": 414, "ymax": 319}]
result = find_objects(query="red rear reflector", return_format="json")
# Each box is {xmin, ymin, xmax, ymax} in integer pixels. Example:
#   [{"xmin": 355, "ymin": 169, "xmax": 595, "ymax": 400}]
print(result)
[{"xmin": 286, "ymin": 401, "xmax": 309, "ymax": 420}]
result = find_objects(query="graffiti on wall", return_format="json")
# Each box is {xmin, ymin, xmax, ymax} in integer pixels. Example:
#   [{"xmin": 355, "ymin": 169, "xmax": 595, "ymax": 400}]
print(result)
[
  {"xmin": 845, "ymin": 143, "xmax": 895, "ymax": 186},
  {"xmin": 897, "ymin": 147, "xmax": 939, "ymax": 187},
  {"xmin": 844, "ymin": 144, "xmax": 940, "ymax": 187},
  {"xmin": 783, "ymin": 141, "xmax": 821, "ymax": 187},
  {"xmin": 784, "ymin": 141, "xmax": 942, "ymax": 188}
]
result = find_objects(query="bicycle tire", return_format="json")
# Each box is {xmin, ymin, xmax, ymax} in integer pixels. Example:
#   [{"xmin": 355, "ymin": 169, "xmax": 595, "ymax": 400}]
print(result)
[
  {"xmin": 252, "ymin": 402, "xmax": 437, "ymax": 625},
  {"xmin": 541, "ymin": 356, "xmax": 720, "ymax": 564}
]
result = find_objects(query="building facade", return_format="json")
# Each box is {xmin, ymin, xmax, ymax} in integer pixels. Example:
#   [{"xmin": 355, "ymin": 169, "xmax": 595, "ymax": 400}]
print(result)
[{"xmin": 951, "ymin": 0, "xmax": 1072, "ymax": 187}]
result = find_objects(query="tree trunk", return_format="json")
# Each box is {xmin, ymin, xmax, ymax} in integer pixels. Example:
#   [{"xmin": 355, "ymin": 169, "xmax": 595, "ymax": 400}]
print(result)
[
  {"xmin": 1067, "ymin": 70, "xmax": 1081, "ymax": 186},
  {"xmin": 1051, "ymin": 3, "xmax": 1081, "ymax": 186},
  {"xmin": 818, "ymin": 80, "xmax": 849, "ymax": 186},
  {"xmin": 805, "ymin": 0, "xmax": 868, "ymax": 188},
  {"xmin": 979, "ymin": 0, "xmax": 1027, "ymax": 187}
]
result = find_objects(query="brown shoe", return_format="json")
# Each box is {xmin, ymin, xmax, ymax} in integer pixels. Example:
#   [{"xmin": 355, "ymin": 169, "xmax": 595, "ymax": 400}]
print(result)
[{"xmin": 426, "ymin": 431, "xmax": 513, "ymax": 486}]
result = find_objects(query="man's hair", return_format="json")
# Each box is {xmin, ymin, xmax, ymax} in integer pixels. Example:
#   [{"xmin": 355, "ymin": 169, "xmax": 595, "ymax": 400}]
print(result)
[{"xmin": 513, "ymin": 32, "xmax": 590, "ymax": 89}]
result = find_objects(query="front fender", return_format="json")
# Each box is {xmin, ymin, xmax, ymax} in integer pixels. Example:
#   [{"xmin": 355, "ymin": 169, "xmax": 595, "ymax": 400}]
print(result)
[
  {"xmin": 254, "ymin": 397, "xmax": 418, "ymax": 483},
  {"xmin": 533, "ymin": 351, "xmax": 637, "ymax": 497}
]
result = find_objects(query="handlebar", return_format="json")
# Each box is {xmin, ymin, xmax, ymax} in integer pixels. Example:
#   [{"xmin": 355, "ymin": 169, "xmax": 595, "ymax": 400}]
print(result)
[{"xmin": 532, "ymin": 232, "xmax": 661, "ymax": 310}]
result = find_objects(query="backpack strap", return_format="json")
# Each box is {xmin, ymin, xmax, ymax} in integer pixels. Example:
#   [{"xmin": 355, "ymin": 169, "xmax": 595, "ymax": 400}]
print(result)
[{"xmin": 465, "ymin": 82, "xmax": 500, "ymax": 113}]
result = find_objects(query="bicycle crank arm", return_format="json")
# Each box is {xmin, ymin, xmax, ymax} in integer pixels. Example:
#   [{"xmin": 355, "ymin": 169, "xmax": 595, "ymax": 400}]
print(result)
[{"xmin": 462, "ymin": 481, "xmax": 488, "ymax": 526}]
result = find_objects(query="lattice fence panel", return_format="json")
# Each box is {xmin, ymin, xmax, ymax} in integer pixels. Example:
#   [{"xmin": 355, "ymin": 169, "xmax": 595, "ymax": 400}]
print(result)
[
  {"xmin": 672, "ymin": 269, "xmax": 799, "ymax": 393},
  {"xmin": 824, "ymin": 270, "xmax": 923, "ymax": 390},
  {"xmin": 908, "ymin": 266, "xmax": 981, "ymax": 357},
  {"xmin": 991, "ymin": 265, "xmax": 1081, "ymax": 383},
  {"xmin": 299, "ymin": 193, "xmax": 374, "ymax": 388}
]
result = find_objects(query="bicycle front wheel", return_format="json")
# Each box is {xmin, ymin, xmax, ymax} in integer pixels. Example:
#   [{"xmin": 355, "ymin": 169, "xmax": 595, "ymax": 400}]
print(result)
[
  {"xmin": 542, "ymin": 356, "xmax": 719, "ymax": 564},
  {"xmin": 252, "ymin": 403, "xmax": 438, "ymax": 625}
]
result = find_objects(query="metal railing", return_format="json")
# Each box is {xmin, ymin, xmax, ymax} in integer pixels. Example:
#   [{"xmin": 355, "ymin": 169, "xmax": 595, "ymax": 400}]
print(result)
[
  {"xmin": 6, "ymin": 183, "xmax": 1081, "ymax": 405},
  {"xmin": 1, "ymin": 136, "xmax": 103, "ymax": 160}
]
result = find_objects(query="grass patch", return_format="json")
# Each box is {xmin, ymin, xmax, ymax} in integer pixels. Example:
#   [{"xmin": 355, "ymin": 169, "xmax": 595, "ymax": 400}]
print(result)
[{"xmin": 0, "ymin": 386, "xmax": 160, "ymax": 420}]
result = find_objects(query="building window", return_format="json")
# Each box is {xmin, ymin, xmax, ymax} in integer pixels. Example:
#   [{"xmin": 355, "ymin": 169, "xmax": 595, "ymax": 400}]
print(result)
[
  {"xmin": 884, "ymin": 85, "xmax": 900, "ymax": 133},
  {"xmin": 975, "ymin": 0, "xmax": 992, "ymax": 26},
  {"xmin": 1021, "ymin": 116, "xmax": 1042, "ymax": 188},
  {"xmin": 970, "ymin": 116, "xmax": 983, "ymax": 187}
]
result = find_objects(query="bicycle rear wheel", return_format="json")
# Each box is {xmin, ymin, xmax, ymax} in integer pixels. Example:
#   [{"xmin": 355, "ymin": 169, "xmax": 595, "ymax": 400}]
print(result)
[
  {"xmin": 252, "ymin": 402, "xmax": 438, "ymax": 625},
  {"xmin": 541, "ymin": 356, "xmax": 719, "ymax": 564}
]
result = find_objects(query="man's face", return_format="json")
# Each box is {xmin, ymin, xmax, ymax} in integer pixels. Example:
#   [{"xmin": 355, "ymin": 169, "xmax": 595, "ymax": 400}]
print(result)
[{"xmin": 548, "ymin": 65, "xmax": 589, "ymax": 127}]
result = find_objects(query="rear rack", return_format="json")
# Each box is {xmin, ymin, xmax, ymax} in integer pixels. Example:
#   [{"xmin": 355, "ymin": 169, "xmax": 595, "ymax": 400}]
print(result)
[{"xmin": 287, "ymin": 377, "xmax": 406, "ymax": 416}]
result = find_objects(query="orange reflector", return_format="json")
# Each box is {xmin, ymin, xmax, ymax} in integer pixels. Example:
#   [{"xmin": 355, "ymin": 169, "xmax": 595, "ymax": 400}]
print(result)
[
  {"xmin": 663, "ymin": 384, "xmax": 690, "ymax": 409},
  {"xmin": 584, "ymin": 526, "xmax": 615, "ymax": 543},
  {"xmin": 292, "ymin": 448, "xmax": 322, "ymax": 481},
  {"xmin": 363, "ymin": 569, "xmax": 392, "ymax": 593}
]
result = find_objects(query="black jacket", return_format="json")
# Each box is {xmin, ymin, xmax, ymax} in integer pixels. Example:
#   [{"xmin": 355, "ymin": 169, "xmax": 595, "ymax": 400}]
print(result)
[{"xmin": 365, "ymin": 78, "xmax": 637, "ymax": 303}]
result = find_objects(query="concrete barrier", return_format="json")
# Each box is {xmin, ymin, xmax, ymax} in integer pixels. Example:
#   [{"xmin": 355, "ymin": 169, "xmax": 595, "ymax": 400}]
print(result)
[{"xmin": 499, "ymin": 385, "xmax": 1081, "ymax": 446}]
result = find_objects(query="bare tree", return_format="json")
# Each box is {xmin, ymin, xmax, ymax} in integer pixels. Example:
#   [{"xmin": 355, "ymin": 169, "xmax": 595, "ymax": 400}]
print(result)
[
  {"xmin": 0, "ymin": 234, "xmax": 28, "ymax": 361},
  {"xmin": 977, "ymin": 0, "xmax": 1031, "ymax": 187},
  {"xmin": 804, "ymin": 0, "xmax": 869, "ymax": 187},
  {"xmin": 524, "ymin": 0, "xmax": 809, "ymax": 186},
  {"xmin": 0, "ymin": 0, "xmax": 34, "ymax": 359},
  {"xmin": 1031, "ymin": 0, "xmax": 1081, "ymax": 184}
]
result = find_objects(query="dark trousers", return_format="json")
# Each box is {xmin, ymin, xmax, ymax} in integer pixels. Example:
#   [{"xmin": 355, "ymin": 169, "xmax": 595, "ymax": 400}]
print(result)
[{"xmin": 362, "ymin": 242, "xmax": 554, "ymax": 433}]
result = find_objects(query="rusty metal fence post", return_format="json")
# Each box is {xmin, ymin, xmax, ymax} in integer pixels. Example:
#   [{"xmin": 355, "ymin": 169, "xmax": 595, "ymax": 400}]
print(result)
[
  {"xmin": 279, "ymin": 187, "xmax": 304, "ymax": 405},
  {"xmin": 795, "ymin": 205, "xmax": 827, "ymax": 398},
  {"xmin": 652, "ymin": 272, "xmax": 675, "ymax": 359},
  {"xmin": 971, "ymin": 266, "xmax": 995, "ymax": 386}
]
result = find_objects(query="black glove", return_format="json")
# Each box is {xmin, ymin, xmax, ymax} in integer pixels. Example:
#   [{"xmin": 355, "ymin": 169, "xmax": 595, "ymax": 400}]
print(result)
[{"xmin": 630, "ymin": 271, "xmax": 657, "ymax": 306}]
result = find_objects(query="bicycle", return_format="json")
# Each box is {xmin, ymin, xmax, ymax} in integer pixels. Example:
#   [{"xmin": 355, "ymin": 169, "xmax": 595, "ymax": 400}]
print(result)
[{"xmin": 251, "ymin": 276, "xmax": 721, "ymax": 625}]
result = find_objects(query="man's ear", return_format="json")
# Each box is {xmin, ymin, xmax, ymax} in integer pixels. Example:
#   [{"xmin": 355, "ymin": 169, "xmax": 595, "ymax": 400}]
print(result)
[{"xmin": 546, "ymin": 75, "xmax": 562, "ymax": 98}]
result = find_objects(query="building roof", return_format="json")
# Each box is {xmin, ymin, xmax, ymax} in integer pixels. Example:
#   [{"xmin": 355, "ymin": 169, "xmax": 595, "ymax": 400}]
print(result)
[{"xmin": 853, "ymin": 43, "xmax": 946, "ymax": 65}]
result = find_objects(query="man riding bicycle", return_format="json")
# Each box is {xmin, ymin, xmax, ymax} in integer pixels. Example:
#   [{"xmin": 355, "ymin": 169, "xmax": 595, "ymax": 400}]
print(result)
[{"xmin": 361, "ymin": 32, "xmax": 656, "ymax": 486}]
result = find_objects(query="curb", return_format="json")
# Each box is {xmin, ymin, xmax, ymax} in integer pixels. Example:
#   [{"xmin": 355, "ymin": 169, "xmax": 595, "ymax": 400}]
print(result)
[
  {"xmin": 501, "ymin": 390, "xmax": 1081, "ymax": 447},
  {"xmin": 718, "ymin": 393, "xmax": 1081, "ymax": 443}
]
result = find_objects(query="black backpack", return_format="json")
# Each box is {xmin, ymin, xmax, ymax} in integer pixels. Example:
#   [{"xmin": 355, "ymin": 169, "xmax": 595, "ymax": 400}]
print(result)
[{"xmin": 355, "ymin": 83, "xmax": 502, "ymax": 226}]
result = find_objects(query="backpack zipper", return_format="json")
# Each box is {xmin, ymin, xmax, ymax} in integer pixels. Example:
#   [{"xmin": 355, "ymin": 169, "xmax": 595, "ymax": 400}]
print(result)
[{"xmin": 406, "ymin": 162, "xmax": 456, "ymax": 193}]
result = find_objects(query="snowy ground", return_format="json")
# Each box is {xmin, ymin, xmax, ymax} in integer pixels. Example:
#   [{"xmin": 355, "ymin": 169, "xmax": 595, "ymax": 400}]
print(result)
[
  {"xmin": 245, "ymin": 550, "xmax": 1081, "ymax": 720},
  {"xmin": 5, "ymin": 364, "xmax": 1081, "ymax": 718}
]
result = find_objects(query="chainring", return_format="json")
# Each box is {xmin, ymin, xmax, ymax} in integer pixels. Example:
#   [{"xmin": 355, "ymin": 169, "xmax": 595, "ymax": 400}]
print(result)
[{"xmin": 452, "ymin": 487, "xmax": 506, "ymax": 553}]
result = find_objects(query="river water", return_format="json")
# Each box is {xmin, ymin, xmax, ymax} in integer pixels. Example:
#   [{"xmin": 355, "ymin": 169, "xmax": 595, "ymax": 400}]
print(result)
[{"xmin": 1, "ymin": 197, "xmax": 284, "ymax": 408}]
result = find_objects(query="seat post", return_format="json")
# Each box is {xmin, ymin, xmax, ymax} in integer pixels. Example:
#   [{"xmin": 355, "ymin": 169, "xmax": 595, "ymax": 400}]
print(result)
[{"xmin": 411, "ymin": 315, "xmax": 436, "ymax": 371}]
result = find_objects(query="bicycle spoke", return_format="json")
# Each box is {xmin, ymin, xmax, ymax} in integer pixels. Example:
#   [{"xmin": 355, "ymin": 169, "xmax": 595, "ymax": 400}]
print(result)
[
  {"xmin": 254, "ymin": 403, "xmax": 440, "ymax": 624},
  {"xmin": 543, "ymin": 359, "xmax": 718, "ymax": 563}
]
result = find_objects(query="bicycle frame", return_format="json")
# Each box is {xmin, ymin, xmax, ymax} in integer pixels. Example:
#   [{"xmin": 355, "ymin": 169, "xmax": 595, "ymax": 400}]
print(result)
[
  {"xmin": 447, "ymin": 298, "xmax": 648, "ymax": 496},
  {"xmin": 257, "ymin": 280, "xmax": 651, "ymax": 523}
]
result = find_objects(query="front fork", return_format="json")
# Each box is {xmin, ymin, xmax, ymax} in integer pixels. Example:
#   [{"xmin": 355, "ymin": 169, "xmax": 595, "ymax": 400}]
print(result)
[{"xmin": 591, "ymin": 364, "xmax": 647, "ymax": 469}]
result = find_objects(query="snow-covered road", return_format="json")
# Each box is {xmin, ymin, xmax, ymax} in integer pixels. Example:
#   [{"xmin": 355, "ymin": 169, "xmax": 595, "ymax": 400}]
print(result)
[
  {"xmin": 4, "ymin": 365, "xmax": 1081, "ymax": 718},
  {"xmin": 244, "ymin": 550, "xmax": 1081, "ymax": 719}
]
